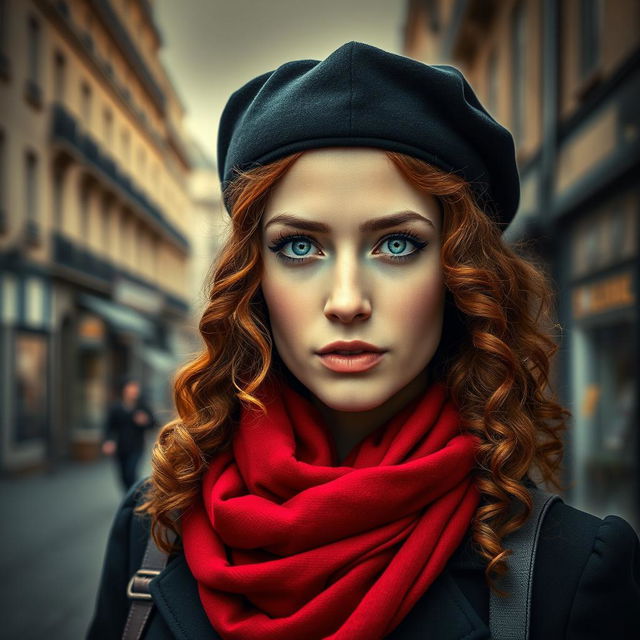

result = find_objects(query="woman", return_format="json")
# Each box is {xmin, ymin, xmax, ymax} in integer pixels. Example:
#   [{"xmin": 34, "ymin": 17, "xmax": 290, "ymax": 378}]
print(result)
[{"xmin": 87, "ymin": 42, "xmax": 639, "ymax": 639}]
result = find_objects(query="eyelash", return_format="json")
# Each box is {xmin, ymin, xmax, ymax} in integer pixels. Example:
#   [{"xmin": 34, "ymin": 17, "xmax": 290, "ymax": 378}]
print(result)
[{"xmin": 267, "ymin": 229, "xmax": 428, "ymax": 264}]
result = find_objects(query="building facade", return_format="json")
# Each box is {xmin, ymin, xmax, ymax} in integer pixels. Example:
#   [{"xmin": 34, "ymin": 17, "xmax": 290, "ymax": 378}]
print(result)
[
  {"xmin": 404, "ymin": 0, "xmax": 639, "ymax": 528},
  {"xmin": 185, "ymin": 136, "xmax": 227, "ymax": 332},
  {"xmin": 0, "ymin": 0, "xmax": 194, "ymax": 472}
]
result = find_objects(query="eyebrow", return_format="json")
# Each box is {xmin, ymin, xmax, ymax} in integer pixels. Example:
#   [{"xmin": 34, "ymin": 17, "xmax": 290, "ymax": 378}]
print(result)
[{"xmin": 263, "ymin": 210, "xmax": 435, "ymax": 233}]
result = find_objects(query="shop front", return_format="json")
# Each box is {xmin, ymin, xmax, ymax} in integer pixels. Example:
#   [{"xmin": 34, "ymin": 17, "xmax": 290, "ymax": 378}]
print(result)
[{"xmin": 567, "ymin": 187, "xmax": 638, "ymax": 529}]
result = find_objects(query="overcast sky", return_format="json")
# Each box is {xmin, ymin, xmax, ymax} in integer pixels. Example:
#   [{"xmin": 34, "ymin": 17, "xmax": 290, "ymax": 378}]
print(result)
[{"xmin": 154, "ymin": 0, "xmax": 407, "ymax": 165}]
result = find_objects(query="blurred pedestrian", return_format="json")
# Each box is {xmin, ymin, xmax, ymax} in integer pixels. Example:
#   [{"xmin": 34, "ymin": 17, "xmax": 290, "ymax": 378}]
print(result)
[{"xmin": 101, "ymin": 377, "xmax": 157, "ymax": 492}]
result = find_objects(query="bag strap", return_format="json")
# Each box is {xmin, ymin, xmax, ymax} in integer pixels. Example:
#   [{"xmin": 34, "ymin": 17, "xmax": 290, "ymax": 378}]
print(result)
[
  {"xmin": 489, "ymin": 486, "xmax": 562, "ymax": 640},
  {"xmin": 122, "ymin": 525, "xmax": 176, "ymax": 640}
]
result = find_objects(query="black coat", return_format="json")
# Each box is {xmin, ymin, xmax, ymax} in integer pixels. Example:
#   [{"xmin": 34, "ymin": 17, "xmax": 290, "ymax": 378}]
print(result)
[
  {"xmin": 103, "ymin": 401, "xmax": 157, "ymax": 454},
  {"xmin": 87, "ymin": 477, "xmax": 640, "ymax": 639}
]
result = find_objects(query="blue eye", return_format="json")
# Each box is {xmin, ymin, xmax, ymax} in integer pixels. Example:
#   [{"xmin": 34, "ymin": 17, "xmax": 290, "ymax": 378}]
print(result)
[
  {"xmin": 381, "ymin": 236, "xmax": 411, "ymax": 256},
  {"xmin": 289, "ymin": 238, "xmax": 314, "ymax": 257},
  {"xmin": 375, "ymin": 232, "xmax": 428, "ymax": 261},
  {"xmin": 267, "ymin": 235, "xmax": 320, "ymax": 262},
  {"xmin": 267, "ymin": 230, "xmax": 428, "ymax": 264}
]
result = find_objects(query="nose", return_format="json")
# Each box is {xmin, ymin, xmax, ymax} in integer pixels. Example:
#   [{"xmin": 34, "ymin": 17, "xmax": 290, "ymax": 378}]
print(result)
[{"xmin": 323, "ymin": 253, "xmax": 372, "ymax": 323}]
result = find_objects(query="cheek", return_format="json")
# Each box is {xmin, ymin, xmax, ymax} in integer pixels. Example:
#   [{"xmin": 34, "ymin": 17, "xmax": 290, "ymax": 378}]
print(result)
[
  {"xmin": 396, "ymin": 271, "xmax": 445, "ymax": 338},
  {"xmin": 261, "ymin": 272, "xmax": 315, "ymax": 348}
]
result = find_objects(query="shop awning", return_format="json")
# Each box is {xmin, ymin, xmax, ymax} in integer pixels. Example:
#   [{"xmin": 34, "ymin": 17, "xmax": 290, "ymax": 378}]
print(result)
[
  {"xmin": 78, "ymin": 293, "xmax": 155, "ymax": 340},
  {"xmin": 142, "ymin": 345, "xmax": 177, "ymax": 371}
]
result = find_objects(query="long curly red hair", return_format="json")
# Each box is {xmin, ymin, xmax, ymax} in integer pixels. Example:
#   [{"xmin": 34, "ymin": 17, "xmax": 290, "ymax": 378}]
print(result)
[{"xmin": 136, "ymin": 150, "xmax": 570, "ymax": 596}]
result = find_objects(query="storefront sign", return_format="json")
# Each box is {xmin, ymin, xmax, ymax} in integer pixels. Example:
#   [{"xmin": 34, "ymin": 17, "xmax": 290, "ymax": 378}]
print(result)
[
  {"xmin": 113, "ymin": 277, "xmax": 163, "ymax": 314},
  {"xmin": 572, "ymin": 271, "xmax": 635, "ymax": 319}
]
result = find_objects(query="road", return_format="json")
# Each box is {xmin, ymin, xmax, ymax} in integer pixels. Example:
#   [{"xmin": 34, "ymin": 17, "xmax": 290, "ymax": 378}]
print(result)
[{"xmin": 0, "ymin": 451, "xmax": 152, "ymax": 640}]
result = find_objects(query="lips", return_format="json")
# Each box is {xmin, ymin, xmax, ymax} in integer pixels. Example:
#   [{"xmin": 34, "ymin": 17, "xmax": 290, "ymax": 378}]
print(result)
[
  {"xmin": 315, "ymin": 341, "xmax": 387, "ymax": 373},
  {"xmin": 317, "ymin": 351, "xmax": 385, "ymax": 373},
  {"xmin": 316, "ymin": 340, "xmax": 385, "ymax": 355}
]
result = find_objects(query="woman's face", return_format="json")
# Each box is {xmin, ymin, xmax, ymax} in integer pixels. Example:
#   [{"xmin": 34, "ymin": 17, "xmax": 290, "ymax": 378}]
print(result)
[{"xmin": 260, "ymin": 148, "xmax": 445, "ymax": 412}]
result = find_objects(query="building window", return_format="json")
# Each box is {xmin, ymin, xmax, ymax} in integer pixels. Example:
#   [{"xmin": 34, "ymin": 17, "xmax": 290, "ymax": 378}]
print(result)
[
  {"xmin": 15, "ymin": 331, "xmax": 49, "ymax": 442},
  {"xmin": 122, "ymin": 69, "xmax": 133, "ymax": 103},
  {"xmin": 121, "ymin": 128, "xmax": 130, "ymax": 164},
  {"xmin": 0, "ymin": 0, "xmax": 7, "ymax": 53},
  {"xmin": 27, "ymin": 16, "xmax": 40, "ymax": 83},
  {"xmin": 151, "ymin": 233, "xmax": 158, "ymax": 278},
  {"xmin": 120, "ymin": 214, "xmax": 128, "ymax": 264},
  {"xmin": 580, "ymin": 0, "xmax": 601, "ymax": 78},
  {"xmin": 135, "ymin": 223, "xmax": 143, "ymax": 270},
  {"xmin": 112, "ymin": 208, "xmax": 120, "ymax": 258},
  {"xmin": 80, "ymin": 180, "xmax": 90, "ymax": 240},
  {"xmin": 0, "ymin": 129, "xmax": 6, "ymax": 234},
  {"xmin": 53, "ymin": 164, "xmax": 64, "ymax": 230},
  {"xmin": 81, "ymin": 7, "xmax": 94, "ymax": 52},
  {"xmin": 25, "ymin": 151, "xmax": 38, "ymax": 222},
  {"xmin": 105, "ymin": 43, "xmax": 114, "ymax": 78},
  {"xmin": 81, "ymin": 81, "xmax": 92, "ymax": 127},
  {"xmin": 103, "ymin": 108, "xmax": 113, "ymax": 148},
  {"xmin": 24, "ymin": 150, "xmax": 39, "ymax": 245},
  {"xmin": 125, "ymin": 217, "xmax": 134, "ymax": 266},
  {"xmin": 0, "ymin": 130, "xmax": 3, "ymax": 190},
  {"xmin": 101, "ymin": 196, "xmax": 110, "ymax": 256},
  {"xmin": 24, "ymin": 16, "xmax": 42, "ymax": 108},
  {"xmin": 0, "ymin": 0, "xmax": 7, "ymax": 81},
  {"xmin": 53, "ymin": 51, "xmax": 66, "ymax": 102}
]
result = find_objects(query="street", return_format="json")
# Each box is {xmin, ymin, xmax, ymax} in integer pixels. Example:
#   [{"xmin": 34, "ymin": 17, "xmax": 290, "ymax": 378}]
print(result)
[{"xmin": 0, "ymin": 452, "xmax": 152, "ymax": 639}]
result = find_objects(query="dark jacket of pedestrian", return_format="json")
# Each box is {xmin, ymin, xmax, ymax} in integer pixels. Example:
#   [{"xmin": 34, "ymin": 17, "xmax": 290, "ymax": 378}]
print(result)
[{"xmin": 103, "ymin": 399, "xmax": 157, "ymax": 455}]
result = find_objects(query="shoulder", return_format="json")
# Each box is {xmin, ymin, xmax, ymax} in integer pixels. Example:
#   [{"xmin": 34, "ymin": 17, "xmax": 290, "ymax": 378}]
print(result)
[
  {"xmin": 86, "ymin": 477, "xmax": 155, "ymax": 639},
  {"xmin": 113, "ymin": 476, "xmax": 154, "ymax": 560},
  {"xmin": 531, "ymin": 498, "xmax": 640, "ymax": 639}
]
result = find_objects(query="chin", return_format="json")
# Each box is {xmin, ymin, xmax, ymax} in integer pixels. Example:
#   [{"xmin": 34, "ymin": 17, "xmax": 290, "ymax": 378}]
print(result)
[{"xmin": 308, "ymin": 381, "xmax": 397, "ymax": 413}]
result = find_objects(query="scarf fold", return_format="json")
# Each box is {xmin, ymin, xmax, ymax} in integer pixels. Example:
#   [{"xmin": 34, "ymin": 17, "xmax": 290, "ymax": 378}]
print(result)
[{"xmin": 181, "ymin": 374, "xmax": 481, "ymax": 640}]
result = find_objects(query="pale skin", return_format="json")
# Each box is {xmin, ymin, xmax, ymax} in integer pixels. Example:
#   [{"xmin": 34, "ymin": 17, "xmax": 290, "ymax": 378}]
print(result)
[{"xmin": 260, "ymin": 148, "xmax": 446, "ymax": 464}]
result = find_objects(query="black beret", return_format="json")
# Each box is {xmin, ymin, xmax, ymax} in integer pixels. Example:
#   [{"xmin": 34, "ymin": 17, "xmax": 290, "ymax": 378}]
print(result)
[{"xmin": 218, "ymin": 41, "xmax": 519, "ymax": 231}]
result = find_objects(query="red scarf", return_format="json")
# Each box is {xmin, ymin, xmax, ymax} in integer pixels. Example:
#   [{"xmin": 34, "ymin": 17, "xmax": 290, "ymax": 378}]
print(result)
[{"xmin": 181, "ymin": 374, "xmax": 480, "ymax": 640}]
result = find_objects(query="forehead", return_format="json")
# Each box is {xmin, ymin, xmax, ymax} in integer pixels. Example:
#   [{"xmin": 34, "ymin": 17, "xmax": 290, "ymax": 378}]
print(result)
[{"xmin": 262, "ymin": 148, "xmax": 441, "ymax": 231}]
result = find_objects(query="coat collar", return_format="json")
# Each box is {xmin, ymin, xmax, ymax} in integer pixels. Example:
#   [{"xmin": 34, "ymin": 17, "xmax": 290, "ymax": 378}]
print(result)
[{"xmin": 150, "ymin": 550, "xmax": 490, "ymax": 640}]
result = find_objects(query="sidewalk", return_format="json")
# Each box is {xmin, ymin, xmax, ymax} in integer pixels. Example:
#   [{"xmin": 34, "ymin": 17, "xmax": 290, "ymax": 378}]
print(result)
[{"xmin": 0, "ymin": 452, "xmax": 152, "ymax": 639}]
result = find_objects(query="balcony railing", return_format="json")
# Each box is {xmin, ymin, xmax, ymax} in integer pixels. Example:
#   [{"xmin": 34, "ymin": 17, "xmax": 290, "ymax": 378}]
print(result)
[
  {"xmin": 41, "ymin": 0, "xmax": 190, "ymax": 189},
  {"xmin": 52, "ymin": 232, "xmax": 190, "ymax": 314},
  {"xmin": 88, "ymin": 0, "xmax": 166, "ymax": 113},
  {"xmin": 51, "ymin": 103, "xmax": 190, "ymax": 252},
  {"xmin": 53, "ymin": 233, "xmax": 116, "ymax": 283}
]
